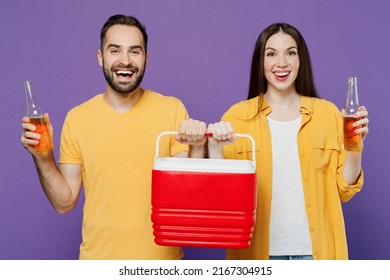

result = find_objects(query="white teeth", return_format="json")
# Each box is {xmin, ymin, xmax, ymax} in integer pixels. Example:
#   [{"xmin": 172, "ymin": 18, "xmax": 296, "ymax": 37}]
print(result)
[
  {"xmin": 116, "ymin": 70, "xmax": 133, "ymax": 75},
  {"xmin": 275, "ymin": 72, "xmax": 289, "ymax": 77}
]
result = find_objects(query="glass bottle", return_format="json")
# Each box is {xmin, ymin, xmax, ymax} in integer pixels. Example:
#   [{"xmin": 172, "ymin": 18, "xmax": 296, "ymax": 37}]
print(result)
[
  {"xmin": 343, "ymin": 77, "xmax": 362, "ymax": 151},
  {"xmin": 24, "ymin": 80, "xmax": 53, "ymax": 152}
]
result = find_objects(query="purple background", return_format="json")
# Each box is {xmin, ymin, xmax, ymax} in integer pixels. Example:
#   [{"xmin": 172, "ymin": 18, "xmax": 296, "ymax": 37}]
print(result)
[{"xmin": 1, "ymin": 0, "xmax": 389, "ymax": 260}]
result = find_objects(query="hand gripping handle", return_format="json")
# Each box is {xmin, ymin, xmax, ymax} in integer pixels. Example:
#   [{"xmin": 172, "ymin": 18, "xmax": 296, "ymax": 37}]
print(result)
[{"xmin": 154, "ymin": 131, "xmax": 256, "ymax": 167}]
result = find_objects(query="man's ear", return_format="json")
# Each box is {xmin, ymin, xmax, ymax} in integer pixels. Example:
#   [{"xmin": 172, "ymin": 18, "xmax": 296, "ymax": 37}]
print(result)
[{"xmin": 97, "ymin": 49, "xmax": 103, "ymax": 67}]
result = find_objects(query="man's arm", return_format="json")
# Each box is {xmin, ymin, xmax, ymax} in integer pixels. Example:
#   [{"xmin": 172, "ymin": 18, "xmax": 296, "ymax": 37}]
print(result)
[
  {"xmin": 33, "ymin": 155, "xmax": 82, "ymax": 214},
  {"xmin": 22, "ymin": 115, "xmax": 82, "ymax": 214}
]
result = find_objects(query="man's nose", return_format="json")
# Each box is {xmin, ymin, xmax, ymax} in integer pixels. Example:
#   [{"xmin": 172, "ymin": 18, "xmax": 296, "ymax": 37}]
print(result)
[{"xmin": 119, "ymin": 52, "xmax": 132, "ymax": 65}]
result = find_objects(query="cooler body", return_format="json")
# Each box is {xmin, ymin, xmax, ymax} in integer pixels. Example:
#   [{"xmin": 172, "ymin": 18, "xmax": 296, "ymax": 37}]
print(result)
[{"xmin": 151, "ymin": 157, "xmax": 257, "ymax": 249}]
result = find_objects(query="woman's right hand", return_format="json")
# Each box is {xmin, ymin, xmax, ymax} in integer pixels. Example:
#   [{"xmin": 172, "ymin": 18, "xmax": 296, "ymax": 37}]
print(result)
[{"xmin": 207, "ymin": 121, "xmax": 235, "ymax": 158}]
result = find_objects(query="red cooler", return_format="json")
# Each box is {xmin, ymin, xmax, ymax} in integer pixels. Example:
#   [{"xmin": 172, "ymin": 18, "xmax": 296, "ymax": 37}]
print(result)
[{"xmin": 151, "ymin": 132, "xmax": 257, "ymax": 249}]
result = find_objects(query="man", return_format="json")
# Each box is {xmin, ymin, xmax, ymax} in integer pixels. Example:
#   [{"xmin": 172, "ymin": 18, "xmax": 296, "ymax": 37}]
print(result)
[{"xmin": 21, "ymin": 14, "xmax": 206, "ymax": 260}]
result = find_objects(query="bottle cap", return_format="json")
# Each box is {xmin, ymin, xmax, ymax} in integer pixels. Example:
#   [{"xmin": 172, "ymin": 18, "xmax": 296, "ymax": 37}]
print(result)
[{"xmin": 348, "ymin": 77, "xmax": 357, "ymax": 84}]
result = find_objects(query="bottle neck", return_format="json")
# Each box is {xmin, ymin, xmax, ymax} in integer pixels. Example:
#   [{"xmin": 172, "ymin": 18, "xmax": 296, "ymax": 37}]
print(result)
[
  {"xmin": 346, "ymin": 78, "xmax": 359, "ymax": 115},
  {"xmin": 24, "ymin": 81, "xmax": 44, "ymax": 117}
]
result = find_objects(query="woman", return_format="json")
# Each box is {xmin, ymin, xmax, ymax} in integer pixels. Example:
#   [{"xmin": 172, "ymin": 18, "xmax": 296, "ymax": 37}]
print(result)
[{"xmin": 207, "ymin": 23, "xmax": 369, "ymax": 260}]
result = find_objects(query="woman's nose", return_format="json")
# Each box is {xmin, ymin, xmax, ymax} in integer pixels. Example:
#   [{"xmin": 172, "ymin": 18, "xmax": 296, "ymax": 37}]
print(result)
[{"xmin": 277, "ymin": 55, "xmax": 288, "ymax": 67}]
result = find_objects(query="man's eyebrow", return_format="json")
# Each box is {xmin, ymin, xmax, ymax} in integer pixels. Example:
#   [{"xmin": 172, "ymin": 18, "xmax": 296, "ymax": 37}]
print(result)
[
  {"xmin": 130, "ymin": 45, "xmax": 143, "ymax": 50},
  {"xmin": 106, "ymin": 44, "xmax": 144, "ymax": 51},
  {"xmin": 106, "ymin": 43, "xmax": 121, "ymax": 49}
]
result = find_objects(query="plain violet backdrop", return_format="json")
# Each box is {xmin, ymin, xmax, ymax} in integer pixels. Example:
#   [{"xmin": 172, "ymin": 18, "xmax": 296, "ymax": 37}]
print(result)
[{"xmin": 1, "ymin": 0, "xmax": 389, "ymax": 260}]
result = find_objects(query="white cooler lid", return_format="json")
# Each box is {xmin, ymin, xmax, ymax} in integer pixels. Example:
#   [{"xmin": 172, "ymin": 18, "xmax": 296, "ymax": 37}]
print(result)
[{"xmin": 153, "ymin": 157, "xmax": 256, "ymax": 173}]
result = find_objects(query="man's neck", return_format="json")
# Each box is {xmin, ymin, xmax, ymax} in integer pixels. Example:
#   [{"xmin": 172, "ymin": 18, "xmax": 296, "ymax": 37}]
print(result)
[{"xmin": 103, "ymin": 87, "xmax": 144, "ymax": 114}]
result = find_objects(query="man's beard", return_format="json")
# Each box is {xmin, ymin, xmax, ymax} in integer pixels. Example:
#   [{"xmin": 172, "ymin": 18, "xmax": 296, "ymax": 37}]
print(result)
[{"xmin": 102, "ymin": 61, "xmax": 146, "ymax": 95}]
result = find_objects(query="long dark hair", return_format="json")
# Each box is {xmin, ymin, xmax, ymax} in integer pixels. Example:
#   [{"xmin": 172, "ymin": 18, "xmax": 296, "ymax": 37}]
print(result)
[
  {"xmin": 100, "ymin": 14, "xmax": 148, "ymax": 52},
  {"xmin": 247, "ymin": 23, "xmax": 318, "ymax": 101}
]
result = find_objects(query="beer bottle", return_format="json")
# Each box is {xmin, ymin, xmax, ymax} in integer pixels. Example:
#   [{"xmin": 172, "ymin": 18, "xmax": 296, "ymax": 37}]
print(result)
[
  {"xmin": 24, "ymin": 80, "xmax": 53, "ymax": 152},
  {"xmin": 343, "ymin": 77, "xmax": 362, "ymax": 151}
]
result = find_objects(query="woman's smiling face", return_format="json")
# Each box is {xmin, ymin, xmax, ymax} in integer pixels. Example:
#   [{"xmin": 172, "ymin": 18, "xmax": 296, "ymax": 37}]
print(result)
[{"xmin": 263, "ymin": 32, "xmax": 300, "ymax": 94}]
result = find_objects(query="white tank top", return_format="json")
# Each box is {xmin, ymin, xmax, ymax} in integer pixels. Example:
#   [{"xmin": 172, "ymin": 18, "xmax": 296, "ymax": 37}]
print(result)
[{"xmin": 267, "ymin": 116, "xmax": 312, "ymax": 256}]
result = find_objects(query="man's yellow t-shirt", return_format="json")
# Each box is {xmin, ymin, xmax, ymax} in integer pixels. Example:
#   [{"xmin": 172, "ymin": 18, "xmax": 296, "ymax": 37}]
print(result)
[{"xmin": 59, "ymin": 90, "xmax": 188, "ymax": 259}]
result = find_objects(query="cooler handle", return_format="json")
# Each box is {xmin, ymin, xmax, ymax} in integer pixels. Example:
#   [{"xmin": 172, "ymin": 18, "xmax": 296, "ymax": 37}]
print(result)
[{"xmin": 155, "ymin": 131, "xmax": 256, "ymax": 166}]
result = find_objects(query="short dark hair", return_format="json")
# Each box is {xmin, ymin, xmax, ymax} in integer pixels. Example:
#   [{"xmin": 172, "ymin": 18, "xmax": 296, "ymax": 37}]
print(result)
[
  {"xmin": 100, "ymin": 14, "xmax": 148, "ymax": 52},
  {"xmin": 248, "ymin": 23, "xmax": 318, "ymax": 100}
]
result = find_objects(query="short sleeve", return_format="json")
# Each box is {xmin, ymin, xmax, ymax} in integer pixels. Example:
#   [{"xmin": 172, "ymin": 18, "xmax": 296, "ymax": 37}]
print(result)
[{"xmin": 58, "ymin": 114, "xmax": 82, "ymax": 164}]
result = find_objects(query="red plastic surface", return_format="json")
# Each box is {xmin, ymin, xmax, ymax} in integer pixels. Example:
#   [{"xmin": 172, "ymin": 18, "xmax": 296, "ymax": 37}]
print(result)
[{"xmin": 151, "ymin": 170, "xmax": 257, "ymax": 248}]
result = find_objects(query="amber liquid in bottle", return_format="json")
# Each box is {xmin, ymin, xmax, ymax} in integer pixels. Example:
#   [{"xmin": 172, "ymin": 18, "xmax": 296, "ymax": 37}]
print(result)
[
  {"xmin": 24, "ymin": 81, "xmax": 53, "ymax": 153},
  {"xmin": 29, "ymin": 116, "xmax": 52, "ymax": 152},
  {"xmin": 343, "ymin": 116, "xmax": 362, "ymax": 152},
  {"xmin": 343, "ymin": 77, "xmax": 362, "ymax": 152}
]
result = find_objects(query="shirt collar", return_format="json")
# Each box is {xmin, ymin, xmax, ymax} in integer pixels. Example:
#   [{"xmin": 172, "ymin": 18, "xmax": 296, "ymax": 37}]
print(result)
[
  {"xmin": 300, "ymin": 95, "xmax": 314, "ymax": 115},
  {"xmin": 259, "ymin": 96, "xmax": 272, "ymax": 116},
  {"xmin": 260, "ymin": 95, "xmax": 314, "ymax": 116}
]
